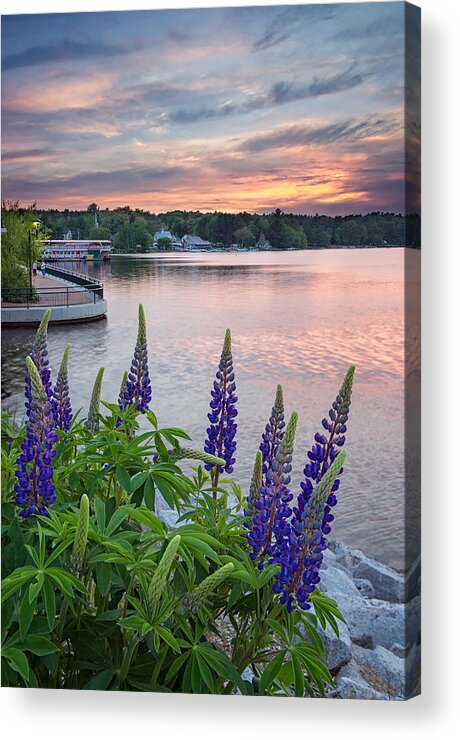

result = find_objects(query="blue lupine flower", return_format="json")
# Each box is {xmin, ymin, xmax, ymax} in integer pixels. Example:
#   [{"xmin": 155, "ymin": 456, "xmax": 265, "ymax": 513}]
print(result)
[
  {"xmin": 246, "ymin": 412, "xmax": 297, "ymax": 569},
  {"xmin": 204, "ymin": 329, "xmax": 238, "ymax": 484},
  {"xmin": 122, "ymin": 304, "xmax": 151, "ymax": 413},
  {"xmin": 52, "ymin": 344, "xmax": 73, "ymax": 431},
  {"xmin": 25, "ymin": 309, "xmax": 53, "ymax": 419},
  {"xmin": 15, "ymin": 356, "xmax": 58, "ymax": 518},
  {"xmin": 272, "ymin": 451, "xmax": 346, "ymax": 612},
  {"xmin": 259, "ymin": 384, "xmax": 285, "ymax": 479},
  {"xmin": 299, "ymin": 365, "xmax": 355, "ymax": 538},
  {"xmin": 270, "ymin": 366, "xmax": 355, "ymax": 612}
]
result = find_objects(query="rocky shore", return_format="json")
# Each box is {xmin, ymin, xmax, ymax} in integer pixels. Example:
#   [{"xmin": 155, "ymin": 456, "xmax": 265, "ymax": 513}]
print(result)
[
  {"xmin": 159, "ymin": 505, "xmax": 420, "ymax": 700},
  {"xmin": 319, "ymin": 541, "xmax": 421, "ymax": 700}
]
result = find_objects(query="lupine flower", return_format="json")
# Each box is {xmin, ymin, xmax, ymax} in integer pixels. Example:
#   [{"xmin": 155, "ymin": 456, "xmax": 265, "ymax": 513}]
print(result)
[
  {"xmin": 272, "ymin": 451, "xmax": 346, "ymax": 613},
  {"xmin": 204, "ymin": 329, "xmax": 238, "ymax": 485},
  {"xmin": 52, "ymin": 344, "xmax": 73, "ymax": 431},
  {"xmin": 259, "ymin": 384, "xmax": 285, "ymax": 478},
  {"xmin": 25, "ymin": 309, "xmax": 53, "ymax": 418},
  {"xmin": 122, "ymin": 304, "xmax": 151, "ymax": 413},
  {"xmin": 246, "ymin": 412, "xmax": 298, "ymax": 569},
  {"xmin": 14, "ymin": 356, "xmax": 58, "ymax": 518},
  {"xmin": 299, "ymin": 366, "xmax": 355, "ymax": 539},
  {"xmin": 86, "ymin": 367, "xmax": 104, "ymax": 433},
  {"xmin": 169, "ymin": 447, "xmax": 226, "ymax": 467}
]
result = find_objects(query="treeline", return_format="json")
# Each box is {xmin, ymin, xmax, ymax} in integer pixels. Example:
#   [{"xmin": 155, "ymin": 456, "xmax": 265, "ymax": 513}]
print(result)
[{"xmin": 39, "ymin": 205, "xmax": 420, "ymax": 251}]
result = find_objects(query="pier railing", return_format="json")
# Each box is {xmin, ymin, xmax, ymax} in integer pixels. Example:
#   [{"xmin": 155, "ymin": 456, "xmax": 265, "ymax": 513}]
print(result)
[
  {"xmin": 44, "ymin": 265, "xmax": 104, "ymax": 299},
  {"xmin": 1, "ymin": 285, "xmax": 103, "ymax": 308}
]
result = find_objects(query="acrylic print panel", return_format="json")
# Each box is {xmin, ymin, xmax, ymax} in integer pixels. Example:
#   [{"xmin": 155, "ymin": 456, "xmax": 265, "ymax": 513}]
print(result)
[{"xmin": 0, "ymin": 2, "xmax": 420, "ymax": 700}]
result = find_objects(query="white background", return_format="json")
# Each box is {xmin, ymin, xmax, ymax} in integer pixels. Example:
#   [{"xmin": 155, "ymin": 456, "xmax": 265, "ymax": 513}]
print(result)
[{"xmin": 0, "ymin": 0, "xmax": 458, "ymax": 737}]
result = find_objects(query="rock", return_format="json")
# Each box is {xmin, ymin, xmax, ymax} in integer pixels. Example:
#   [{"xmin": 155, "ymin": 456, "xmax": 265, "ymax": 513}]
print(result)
[
  {"xmin": 406, "ymin": 556, "xmax": 421, "ymax": 602},
  {"xmin": 390, "ymin": 643, "xmax": 406, "ymax": 658},
  {"xmin": 354, "ymin": 578, "xmax": 375, "ymax": 598},
  {"xmin": 333, "ymin": 659, "xmax": 387, "ymax": 700},
  {"xmin": 319, "ymin": 563, "xmax": 362, "ymax": 600},
  {"xmin": 353, "ymin": 557, "xmax": 405, "ymax": 603},
  {"xmin": 320, "ymin": 620, "xmax": 352, "ymax": 674},
  {"xmin": 157, "ymin": 507, "xmax": 180, "ymax": 528},
  {"xmin": 352, "ymin": 645, "xmax": 405, "ymax": 698},
  {"xmin": 337, "ymin": 594, "xmax": 407, "ymax": 651}
]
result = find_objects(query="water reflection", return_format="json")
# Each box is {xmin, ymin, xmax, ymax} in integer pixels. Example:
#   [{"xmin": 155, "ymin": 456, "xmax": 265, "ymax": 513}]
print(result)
[{"xmin": 2, "ymin": 249, "xmax": 411, "ymax": 569}]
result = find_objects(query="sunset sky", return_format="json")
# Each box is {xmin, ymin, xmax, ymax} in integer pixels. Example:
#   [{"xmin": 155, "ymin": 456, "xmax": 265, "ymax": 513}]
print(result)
[{"xmin": 1, "ymin": 3, "xmax": 409, "ymax": 214}]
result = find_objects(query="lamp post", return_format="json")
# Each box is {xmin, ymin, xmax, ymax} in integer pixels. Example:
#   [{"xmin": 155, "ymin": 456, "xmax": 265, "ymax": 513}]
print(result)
[{"xmin": 28, "ymin": 220, "xmax": 41, "ymax": 297}]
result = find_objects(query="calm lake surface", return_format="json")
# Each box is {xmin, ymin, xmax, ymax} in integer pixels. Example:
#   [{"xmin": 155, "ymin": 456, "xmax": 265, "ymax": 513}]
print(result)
[{"xmin": 2, "ymin": 249, "xmax": 412, "ymax": 570}]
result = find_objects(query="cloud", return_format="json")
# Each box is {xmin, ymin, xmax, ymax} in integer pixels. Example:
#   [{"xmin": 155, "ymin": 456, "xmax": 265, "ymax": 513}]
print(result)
[
  {"xmin": 2, "ymin": 148, "xmax": 68, "ymax": 163},
  {"xmin": 168, "ymin": 64, "xmax": 365, "ymax": 125},
  {"xmin": 238, "ymin": 116, "xmax": 398, "ymax": 153},
  {"xmin": 252, "ymin": 4, "xmax": 336, "ymax": 52},
  {"xmin": 2, "ymin": 39, "xmax": 132, "ymax": 71}
]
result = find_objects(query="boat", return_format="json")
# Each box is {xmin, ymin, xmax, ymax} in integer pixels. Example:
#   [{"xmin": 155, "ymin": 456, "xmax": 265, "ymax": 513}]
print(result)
[{"xmin": 40, "ymin": 239, "xmax": 113, "ymax": 261}]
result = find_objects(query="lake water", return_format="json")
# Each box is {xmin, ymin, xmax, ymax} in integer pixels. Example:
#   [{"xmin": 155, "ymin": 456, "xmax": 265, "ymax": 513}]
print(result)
[{"xmin": 1, "ymin": 249, "xmax": 417, "ymax": 570}]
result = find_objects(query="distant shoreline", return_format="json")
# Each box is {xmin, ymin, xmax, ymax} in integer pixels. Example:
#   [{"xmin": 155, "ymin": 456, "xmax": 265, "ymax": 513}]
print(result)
[{"xmin": 111, "ymin": 245, "xmax": 407, "ymax": 258}]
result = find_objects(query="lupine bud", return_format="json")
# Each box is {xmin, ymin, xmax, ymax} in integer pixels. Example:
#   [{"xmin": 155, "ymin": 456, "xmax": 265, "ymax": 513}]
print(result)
[
  {"xmin": 147, "ymin": 535, "xmax": 181, "ymax": 613},
  {"xmin": 52, "ymin": 344, "xmax": 73, "ymax": 431},
  {"xmin": 122, "ymin": 304, "xmax": 151, "ymax": 413},
  {"xmin": 204, "ymin": 329, "xmax": 238, "ymax": 478},
  {"xmin": 86, "ymin": 367, "xmax": 104, "ymax": 432},
  {"xmin": 245, "ymin": 450, "xmax": 263, "ymax": 520},
  {"xmin": 15, "ymin": 356, "xmax": 58, "ymax": 518},
  {"xmin": 71, "ymin": 493, "xmax": 90, "ymax": 568},
  {"xmin": 189, "ymin": 562, "xmax": 234, "ymax": 612},
  {"xmin": 25, "ymin": 309, "xmax": 53, "ymax": 418},
  {"xmin": 118, "ymin": 370, "xmax": 128, "ymax": 408},
  {"xmin": 170, "ymin": 447, "xmax": 226, "ymax": 467}
]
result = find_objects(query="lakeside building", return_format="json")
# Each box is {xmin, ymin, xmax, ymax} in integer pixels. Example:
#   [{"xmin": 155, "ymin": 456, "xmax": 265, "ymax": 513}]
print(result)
[
  {"xmin": 153, "ymin": 230, "xmax": 182, "ymax": 250},
  {"xmin": 40, "ymin": 239, "xmax": 112, "ymax": 261},
  {"xmin": 181, "ymin": 234, "xmax": 212, "ymax": 251}
]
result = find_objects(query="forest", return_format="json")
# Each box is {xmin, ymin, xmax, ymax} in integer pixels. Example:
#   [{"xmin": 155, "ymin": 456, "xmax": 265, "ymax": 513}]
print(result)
[{"xmin": 29, "ymin": 204, "xmax": 420, "ymax": 251}]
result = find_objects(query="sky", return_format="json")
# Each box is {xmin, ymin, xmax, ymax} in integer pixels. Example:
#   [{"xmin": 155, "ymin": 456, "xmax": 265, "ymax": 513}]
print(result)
[{"xmin": 1, "ymin": 2, "xmax": 416, "ymax": 215}]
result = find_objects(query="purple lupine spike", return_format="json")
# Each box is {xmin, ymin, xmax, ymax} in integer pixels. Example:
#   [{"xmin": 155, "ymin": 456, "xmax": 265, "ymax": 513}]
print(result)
[
  {"xmin": 204, "ymin": 329, "xmax": 238, "ymax": 490},
  {"xmin": 52, "ymin": 344, "xmax": 73, "ymax": 431},
  {"xmin": 272, "ymin": 451, "xmax": 346, "ymax": 613},
  {"xmin": 15, "ymin": 356, "xmax": 58, "ymax": 518},
  {"xmin": 25, "ymin": 309, "xmax": 53, "ymax": 418},
  {"xmin": 122, "ymin": 304, "xmax": 151, "ymax": 413},
  {"xmin": 246, "ymin": 412, "xmax": 297, "ymax": 570},
  {"xmin": 259, "ymin": 384, "xmax": 285, "ymax": 479},
  {"xmin": 299, "ymin": 366, "xmax": 355, "ymax": 540}
]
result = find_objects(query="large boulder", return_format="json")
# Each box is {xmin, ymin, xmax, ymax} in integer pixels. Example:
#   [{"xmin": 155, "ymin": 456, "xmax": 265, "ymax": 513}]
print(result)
[
  {"xmin": 319, "ymin": 562, "xmax": 362, "ymax": 600},
  {"xmin": 333, "ymin": 660, "xmax": 388, "ymax": 700},
  {"xmin": 352, "ymin": 645, "xmax": 405, "ymax": 698},
  {"xmin": 353, "ymin": 557, "xmax": 405, "ymax": 603},
  {"xmin": 319, "ymin": 620, "xmax": 352, "ymax": 674}
]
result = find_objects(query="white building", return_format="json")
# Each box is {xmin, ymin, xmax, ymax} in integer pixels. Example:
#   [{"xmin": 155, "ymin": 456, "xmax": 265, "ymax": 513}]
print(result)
[{"xmin": 182, "ymin": 234, "xmax": 212, "ymax": 251}]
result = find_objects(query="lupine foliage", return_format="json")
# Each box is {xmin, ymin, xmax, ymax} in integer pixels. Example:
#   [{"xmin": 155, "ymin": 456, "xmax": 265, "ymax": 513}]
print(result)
[{"xmin": 1, "ymin": 312, "xmax": 354, "ymax": 696}]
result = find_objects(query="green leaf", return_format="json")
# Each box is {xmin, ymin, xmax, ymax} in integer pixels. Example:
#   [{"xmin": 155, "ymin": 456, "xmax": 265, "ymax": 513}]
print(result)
[
  {"xmin": 18, "ymin": 635, "xmax": 58, "ymax": 657},
  {"xmin": 95, "ymin": 562, "xmax": 111, "ymax": 597},
  {"xmin": 291, "ymin": 653, "xmax": 305, "ymax": 697},
  {"xmin": 94, "ymin": 497, "xmax": 106, "ymax": 533},
  {"xmin": 259, "ymin": 650, "xmax": 286, "ymax": 695},
  {"xmin": 116, "ymin": 466, "xmax": 132, "ymax": 494},
  {"xmin": 106, "ymin": 506, "xmax": 132, "ymax": 536},
  {"xmin": 84, "ymin": 669, "xmax": 115, "ymax": 690},
  {"xmin": 19, "ymin": 591, "xmax": 37, "ymax": 640},
  {"xmin": 28, "ymin": 573, "xmax": 44, "ymax": 603},
  {"xmin": 155, "ymin": 626, "xmax": 180, "ymax": 654},
  {"xmin": 41, "ymin": 578, "xmax": 56, "ymax": 631},
  {"xmin": 3, "ymin": 648, "xmax": 30, "ymax": 682},
  {"xmin": 143, "ymin": 475, "xmax": 155, "ymax": 510},
  {"xmin": 130, "ymin": 471, "xmax": 148, "ymax": 492}
]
